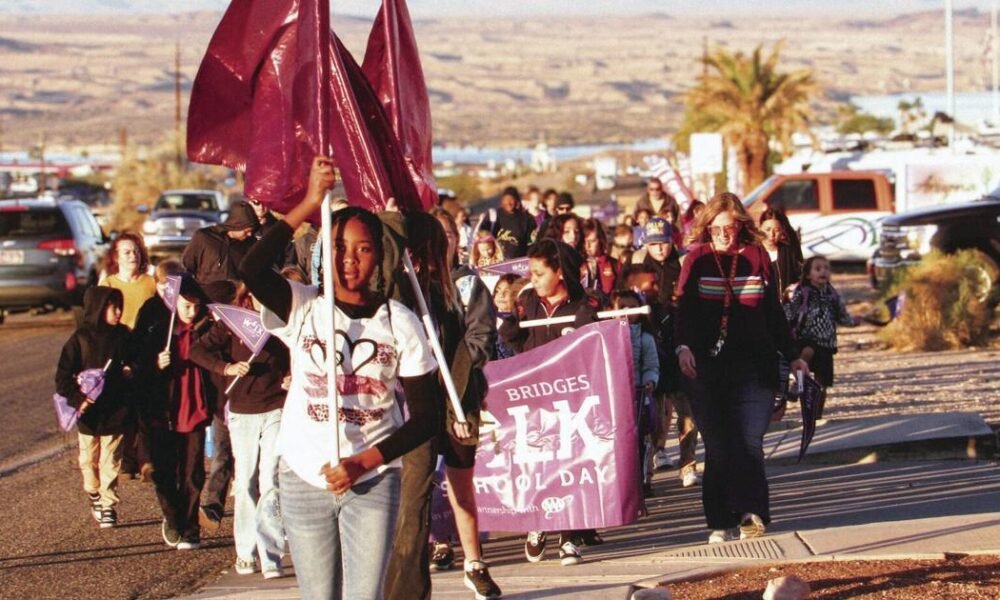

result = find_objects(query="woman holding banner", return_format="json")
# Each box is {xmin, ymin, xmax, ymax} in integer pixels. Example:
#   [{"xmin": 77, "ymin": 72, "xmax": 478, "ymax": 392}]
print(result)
[
  {"xmin": 674, "ymin": 192, "xmax": 806, "ymax": 544},
  {"xmin": 240, "ymin": 157, "xmax": 443, "ymax": 600},
  {"xmin": 499, "ymin": 238, "xmax": 599, "ymax": 566}
]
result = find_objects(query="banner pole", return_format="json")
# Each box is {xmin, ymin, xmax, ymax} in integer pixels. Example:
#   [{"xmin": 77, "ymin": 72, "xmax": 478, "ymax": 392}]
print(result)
[
  {"xmin": 519, "ymin": 305, "xmax": 651, "ymax": 329},
  {"xmin": 401, "ymin": 251, "xmax": 467, "ymax": 423}
]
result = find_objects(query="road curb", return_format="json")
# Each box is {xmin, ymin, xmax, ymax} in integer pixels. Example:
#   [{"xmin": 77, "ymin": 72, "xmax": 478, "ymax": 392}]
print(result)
[{"xmin": 0, "ymin": 442, "xmax": 74, "ymax": 479}]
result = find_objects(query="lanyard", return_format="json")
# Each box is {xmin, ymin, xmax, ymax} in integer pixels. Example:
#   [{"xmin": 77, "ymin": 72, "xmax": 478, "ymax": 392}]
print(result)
[{"xmin": 708, "ymin": 248, "xmax": 740, "ymax": 356}]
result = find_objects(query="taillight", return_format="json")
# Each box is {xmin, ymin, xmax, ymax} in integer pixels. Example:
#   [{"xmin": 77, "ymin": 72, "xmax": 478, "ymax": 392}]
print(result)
[
  {"xmin": 38, "ymin": 239, "xmax": 77, "ymax": 257},
  {"xmin": 65, "ymin": 272, "xmax": 77, "ymax": 291}
]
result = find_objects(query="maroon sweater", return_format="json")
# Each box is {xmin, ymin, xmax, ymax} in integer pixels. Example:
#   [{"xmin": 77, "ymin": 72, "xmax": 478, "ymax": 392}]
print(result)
[{"xmin": 675, "ymin": 243, "xmax": 795, "ymax": 384}]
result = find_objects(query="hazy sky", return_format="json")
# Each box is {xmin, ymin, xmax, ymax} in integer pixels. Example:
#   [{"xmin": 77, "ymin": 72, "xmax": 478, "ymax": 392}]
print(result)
[{"xmin": 3, "ymin": 0, "xmax": 997, "ymax": 17}]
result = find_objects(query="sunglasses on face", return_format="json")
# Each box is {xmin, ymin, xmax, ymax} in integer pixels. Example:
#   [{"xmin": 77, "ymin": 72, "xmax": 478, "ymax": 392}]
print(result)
[{"xmin": 709, "ymin": 224, "xmax": 741, "ymax": 237}]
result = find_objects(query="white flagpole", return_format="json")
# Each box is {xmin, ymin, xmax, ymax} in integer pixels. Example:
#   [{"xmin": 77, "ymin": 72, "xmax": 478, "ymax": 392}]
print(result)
[
  {"xmin": 321, "ymin": 193, "xmax": 341, "ymax": 464},
  {"xmin": 224, "ymin": 349, "xmax": 260, "ymax": 396},
  {"xmin": 518, "ymin": 305, "xmax": 651, "ymax": 329},
  {"xmin": 468, "ymin": 213, "xmax": 486, "ymax": 267},
  {"xmin": 401, "ymin": 251, "xmax": 467, "ymax": 424},
  {"xmin": 163, "ymin": 312, "xmax": 176, "ymax": 353}
]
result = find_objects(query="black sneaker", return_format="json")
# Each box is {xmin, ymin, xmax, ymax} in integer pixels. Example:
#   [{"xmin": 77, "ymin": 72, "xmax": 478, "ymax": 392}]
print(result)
[
  {"xmin": 199, "ymin": 506, "xmax": 222, "ymax": 532},
  {"xmin": 161, "ymin": 519, "xmax": 181, "ymax": 548},
  {"xmin": 177, "ymin": 532, "xmax": 201, "ymax": 550},
  {"xmin": 429, "ymin": 541, "xmax": 454, "ymax": 571},
  {"xmin": 463, "ymin": 560, "xmax": 502, "ymax": 599},
  {"xmin": 87, "ymin": 493, "xmax": 101, "ymax": 523},
  {"xmin": 524, "ymin": 531, "xmax": 546, "ymax": 563},
  {"xmin": 99, "ymin": 507, "xmax": 117, "ymax": 529}
]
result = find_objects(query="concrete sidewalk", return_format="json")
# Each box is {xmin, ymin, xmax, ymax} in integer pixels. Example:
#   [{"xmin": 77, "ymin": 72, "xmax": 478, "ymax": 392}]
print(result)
[{"xmin": 186, "ymin": 413, "xmax": 1000, "ymax": 599}]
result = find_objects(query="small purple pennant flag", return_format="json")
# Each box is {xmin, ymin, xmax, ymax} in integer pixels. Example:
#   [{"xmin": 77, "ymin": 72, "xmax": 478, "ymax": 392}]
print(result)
[
  {"xmin": 163, "ymin": 275, "xmax": 182, "ymax": 314},
  {"xmin": 209, "ymin": 304, "xmax": 271, "ymax": 355},
  {"xmin": 477, "ymin": 257, "xmax": 530, "ymax": 277}
]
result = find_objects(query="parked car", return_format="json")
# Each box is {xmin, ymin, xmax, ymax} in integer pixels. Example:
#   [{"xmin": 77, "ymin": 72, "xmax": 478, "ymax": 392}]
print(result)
[
  {"xmin": 0, "ymin": 197, "xmax": 108, "ymax": 323},
  {"xmin": 742, "ymin": 171, "xmax": 895, "ymax": 262},
  {"xmin": 141, "ymin": 189, "xmax": 226, "ymax": 261},
  {"xmin": 870, "ymin": 196, "xmax": 1000, "ymax": 301}
]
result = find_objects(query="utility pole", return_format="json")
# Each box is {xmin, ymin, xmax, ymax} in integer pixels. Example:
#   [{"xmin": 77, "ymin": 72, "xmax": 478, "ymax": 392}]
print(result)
[
  {"xmin": 945, "ymin": 0, "xmax": 956, "ymax": 149},
  {"xmin": 993, "ymin": 0, "xmax": 998, "ymax": 124},
  {"xmin": 38, "ymin": 133, "xmax": 47, "ymax": 194},
  {"xmin": 175, "ymin": 40, "xmax": 183, "ymax": 167}
]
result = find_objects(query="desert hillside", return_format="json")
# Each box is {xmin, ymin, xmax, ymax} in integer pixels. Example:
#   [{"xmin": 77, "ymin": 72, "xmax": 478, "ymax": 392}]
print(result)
[{"xmin": 0, "ymin": 8, "xmax": 993, "ymax": 150}]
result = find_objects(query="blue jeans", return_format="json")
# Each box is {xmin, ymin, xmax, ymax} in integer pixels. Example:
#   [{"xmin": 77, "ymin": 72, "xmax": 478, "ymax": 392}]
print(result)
[
  {"xmin": 228, "ymin": 409, "xmax": 285, "ymax": 571},
  {"xmin": 280, "ymin": 460, "xmax": 400, "ymax": 600},
  {"xmin": 684, "ymin": 360, "xmax": 775, "ymax": 530}
]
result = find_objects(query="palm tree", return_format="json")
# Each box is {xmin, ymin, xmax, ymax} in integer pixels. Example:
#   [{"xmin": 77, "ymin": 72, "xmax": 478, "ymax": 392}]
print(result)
[{"xmin": 677, "ymin": 41, "xmax": 817, "ymax": 192}]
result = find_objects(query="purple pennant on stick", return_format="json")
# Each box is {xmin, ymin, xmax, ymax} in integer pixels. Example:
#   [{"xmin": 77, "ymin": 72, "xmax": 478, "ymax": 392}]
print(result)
[
  {"xmin": 477, "ymin": 257, "xmax": 531, "ymax": 277},
  {"xmin": 163, "ymin": 275, "xmax": 182, "ymax": 314},
  {"xmin": 209, "ymin": 304, "xmax": 271, "ymax": 356}
]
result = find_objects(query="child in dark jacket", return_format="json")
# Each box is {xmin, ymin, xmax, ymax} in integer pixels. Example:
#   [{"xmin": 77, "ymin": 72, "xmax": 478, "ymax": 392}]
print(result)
[
  {"xmin": 135, "ymin": 274, "xmax": 216, "ymax": 550},
  {"xmin": 55, "ymin": 286, "xmax": 133, "ymax": 528},
  {"xmin": 784, "ymin": 255, "xmax": 857, "ymax": 418},
  {"xmin": 190, "ymin": 283, "xmax": 289, "ymax": 578},
  {"xmin": 499, "ymin": 239, "xmax": 599, "ymax": 567}
]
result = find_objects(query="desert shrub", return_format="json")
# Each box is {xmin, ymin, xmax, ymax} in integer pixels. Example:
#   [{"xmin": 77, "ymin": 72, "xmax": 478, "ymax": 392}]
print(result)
[
  {"xmin": 880, "ymin": 250, "xmax": 997, "ymax": 351},
  {"xmin": 108, "ymin": 134, "xmax": 217, "ymax": 232}
]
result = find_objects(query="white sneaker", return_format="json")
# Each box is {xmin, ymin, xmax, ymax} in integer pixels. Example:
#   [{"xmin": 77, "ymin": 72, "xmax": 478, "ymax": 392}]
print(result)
[
  {"xmin": 708, "ymin": 528, "xmax": 737, "ymax": 544},
  {"xmin": 558, "ymin": 540, "xmax": 582, "ymax": 566},
  {"xmin": 739, "ymin": 513, "xmax": 766, "ymax": 539},
  {"xmin": 681, "ymin": 471, "xmax": 701, "ymax": 488},
  {"xmin": 234, "ymin": 558, "xmax": 257, "ymax": 575},
  {"xmin": 652, "ymin": 449, "xmax": 675, "ymax": 471}
]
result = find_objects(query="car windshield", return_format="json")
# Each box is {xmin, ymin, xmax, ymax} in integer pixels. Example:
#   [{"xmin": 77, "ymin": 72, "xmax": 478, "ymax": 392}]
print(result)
[
  {"xmin": 155, "ymin": 193, "xmax": 218, "ymax": 212},
  {"xmin": 0, "ymin": 209, "xmax": 71, "ymax": 237},
  {"xmin": 742, "ymin": 175, "xmax": 778, "ymax": 208}
]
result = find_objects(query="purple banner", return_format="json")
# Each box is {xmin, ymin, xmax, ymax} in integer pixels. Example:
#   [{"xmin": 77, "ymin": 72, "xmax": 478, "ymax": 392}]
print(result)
[
  {"xmin": 477, "ymin": 257, "xmax": 530, "ymax": 277},
  {"xmin": 468, "ymin": 319, "xmax": 641, "ymax": 532},
  {"xmin": 163, "ymin": 275, "xmax": 181, "ymax": 314},
  {"xmin": 209, "ymin": 304, "xmax": 271, "ymax": 355}
]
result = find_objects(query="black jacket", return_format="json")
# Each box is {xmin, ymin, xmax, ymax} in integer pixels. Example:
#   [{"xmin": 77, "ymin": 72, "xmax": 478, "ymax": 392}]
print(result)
[
  {"xmin": 643, "ymin": 249, "xmax": 683, "ymax": 307},
  {"xmin": 182, "ymin": 226, "xmax": 255, "ymax": 285},
  {"xmin": 481, "ymin": 209, "xmax": 536, "ymax": 259},
  {"xmin": 54, "ymin": 287, "xmax": 133, "ymax": 435},
  {"xmin": 132, "ymin": 301, "xmax": 216, "ymax": 430},
  {"xmin": 190, "ymin": 318, "xmax": 289, "ymax": 415}
]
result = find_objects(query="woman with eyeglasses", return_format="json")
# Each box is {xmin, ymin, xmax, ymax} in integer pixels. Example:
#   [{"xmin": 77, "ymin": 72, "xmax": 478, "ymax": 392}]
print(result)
[{"xmin": 674, "ymin": 192, "xmax": 806, "ymax": 545}]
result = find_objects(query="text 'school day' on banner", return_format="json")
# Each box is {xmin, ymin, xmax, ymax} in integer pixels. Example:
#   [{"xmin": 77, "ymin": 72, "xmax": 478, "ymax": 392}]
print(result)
[{"xmin": 432, "ymin": 320, "xmax": 642, "ymax": 535}]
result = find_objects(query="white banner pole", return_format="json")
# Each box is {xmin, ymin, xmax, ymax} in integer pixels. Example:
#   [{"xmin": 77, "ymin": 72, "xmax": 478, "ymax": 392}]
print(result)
[
  {"xmin": 401, "ymin": 251, "xmax": 467, "ymax": 423},
  {"xmin": 518, "ymin": 305, "xmax": 651, "ymax": 329}
]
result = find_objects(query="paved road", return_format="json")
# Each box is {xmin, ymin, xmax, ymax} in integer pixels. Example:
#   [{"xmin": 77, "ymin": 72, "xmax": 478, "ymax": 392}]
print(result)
[
  {"xmin": 0, "ymin": 311, "xmax": 77, "ymax": 470},
  {"xmin": 0, "ymin": 312, "xmax": 235, "ymax": 600}
]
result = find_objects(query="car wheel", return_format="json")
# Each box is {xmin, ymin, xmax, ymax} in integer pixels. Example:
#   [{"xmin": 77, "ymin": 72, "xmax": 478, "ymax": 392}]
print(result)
[{"xmin": 966, "ymin": 250, "xmax": 999, "ymax": 306}]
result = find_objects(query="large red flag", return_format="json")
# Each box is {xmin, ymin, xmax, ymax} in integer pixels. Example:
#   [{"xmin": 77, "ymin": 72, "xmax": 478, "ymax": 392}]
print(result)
[
  {"xmin": 187, "ymin": 0, "xmax": 427, "ymax": 215},
  {"xmin": 362, "ymin": 0, "xmax": 437, "ymax": 208}
]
